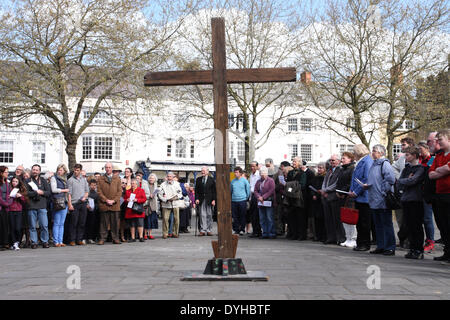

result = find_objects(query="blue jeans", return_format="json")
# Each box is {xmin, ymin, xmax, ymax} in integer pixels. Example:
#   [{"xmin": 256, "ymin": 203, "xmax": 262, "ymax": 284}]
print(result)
[
  {"xmin": 372, "ymin": 209, "xmax": 396, "ymax": 251},
  {"xmin": 423, "ymin": 201, "xmax": 434, "ymax": 241},
  {"xmin": 53, "ymin": 207, "xmax": 68, "ymax": 244},
  {"xmin": 28, "ymin": 209, "xmax": 49, "ymax": 244},
  {"xmin": 259, "ymin": 206, "xmax": 275, "ymax": 237},
  {"xmin": 232, "ymin": 201, "xmax": 247, "ymax": 233}
]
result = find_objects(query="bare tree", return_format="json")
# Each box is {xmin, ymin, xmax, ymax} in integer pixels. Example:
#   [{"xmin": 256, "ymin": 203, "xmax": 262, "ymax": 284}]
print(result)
[
  {"xmin": 299, "ymin": 0, "xmax": 449, "ymax": 160},
  {"xmin": 0, "ymin": 0, "xmax": 197, "ymax": 168},
  {"xmin": 171, "ymin": 0, "xmax": 308, "ymax": 171}
]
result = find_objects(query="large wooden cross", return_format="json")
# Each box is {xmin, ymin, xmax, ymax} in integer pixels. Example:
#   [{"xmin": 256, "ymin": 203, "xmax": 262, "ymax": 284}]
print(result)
[{"xmin": 144, "ymin": 18, "xmax": 296, "ymax": 259}]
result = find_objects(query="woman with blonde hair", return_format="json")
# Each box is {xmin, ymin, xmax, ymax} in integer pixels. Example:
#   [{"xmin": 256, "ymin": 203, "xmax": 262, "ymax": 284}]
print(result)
[{"xmin": 50, "ymin": 164, "xmax": 70, "ymax": 247}]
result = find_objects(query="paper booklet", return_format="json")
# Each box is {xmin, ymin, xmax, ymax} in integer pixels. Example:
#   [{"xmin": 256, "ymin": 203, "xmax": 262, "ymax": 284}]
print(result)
[
  {"xmin": 28, "ymin": 181, "xmax": 39, "ymax": 191},
  {"xmin": 127, "ymin": 193, "xmax": 136, "ymax": 208},
  {"xmin": 354, "ymin": 178, "xmax": 365, "ymax": 187},
  {"xmin": 88, "ymin": 198, "xmax": 95, "ymax": 210},
  {"xmin": 10, "ymin": 188, "xmax": 19, "ymax": 198},
  {"xmin": 336, "ymin": 189, "xmax": 350, "ymax": 195},
  {"xmin": 259, "ymin": 201, "xmax": 272, "ymax": 207},
  {"xmin": 308, "ymin": 185, "xmax": 319, "ymax": 193}
]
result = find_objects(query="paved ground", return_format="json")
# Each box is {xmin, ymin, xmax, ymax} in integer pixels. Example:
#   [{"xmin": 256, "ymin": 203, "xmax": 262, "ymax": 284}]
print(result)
[{"xmin": 0, "ymin": 220, "xmax": 448, "ymax": 300}]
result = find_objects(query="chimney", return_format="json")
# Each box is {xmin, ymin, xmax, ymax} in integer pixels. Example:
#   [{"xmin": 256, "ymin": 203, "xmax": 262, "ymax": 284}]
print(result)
[{"xmin": 301, "ymin": 71, "xmax": 311, "ymax": 84}]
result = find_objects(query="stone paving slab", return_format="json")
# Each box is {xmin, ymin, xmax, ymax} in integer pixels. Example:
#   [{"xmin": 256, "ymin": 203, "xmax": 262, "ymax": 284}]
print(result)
[{"xmin": 0, "ymin": 221, "xmax": 448, "ymax": 300}]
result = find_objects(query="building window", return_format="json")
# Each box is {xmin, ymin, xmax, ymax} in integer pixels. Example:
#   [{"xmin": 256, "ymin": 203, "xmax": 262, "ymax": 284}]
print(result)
[
  {"xmin": 346, "ymin": 118, "xmax": 356, "ymax": 132},
  {"xmin": 190, "ymin": 139, "xmax": 195, "ymax": 159},
  {"xmin": 300, "ymin": 118, "xmax": 313, "ymax": 131},
  {"xmin": 288, "ymin": 118, "xmax": 298, "ymax": 132},
  {"xmin": 82, "ymin": 136, "xmax": 92, "ymax": 160},
  {"xmin": 0, "ymin": 140, "xmax": 13, "ymax": 163},
  {"xmin": 32, "ymin": 142, "xmax": 46, "ymax": 164},
  {"xmin": 83, "ymin": 109, "xmax": 113, "ymax": 126},
  {"xmin": 81, "ymin": 136, "xmax": 119, "ymax": 161},
  {"xmin": 288, "ymin": 144, "xmax": 298, "ymax": 161},
  {"xmin": 405, "ymin": 120, "xmax": 414, "ymax": 130},
  {"xmin": 167, "ymin": 139, "xmax": 172, "ymax": 157},
  {"xmin": 176, "ymin": 138, "xmax": 186, "ymax": 158},
  {"xmin": 393, "ymin": 144, "xmax": 402, "ymax": 160},
  {"xmin": 94, "ymin": 137, "xmax": 113, "ymax": 160},
  {"xmin": 236, "ymin": 113, "xmax": 245, "ymax": 132},
  {"xmin": 237, "ymin": 141, "xmax": 245, "ymax": 161},
  {"xmin": 300, "ymin": 144, "xmax": 312, "ymax": 162}
]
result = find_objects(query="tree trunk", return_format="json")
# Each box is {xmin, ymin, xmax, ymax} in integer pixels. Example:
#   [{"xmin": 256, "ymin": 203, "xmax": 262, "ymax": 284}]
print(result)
[
  {"xmin": 65, "ymin": 136, "xmax": 78, "ymax": 171},
  {"xmin": 386, "ymin": 133, "xmax": 394, "ymax": 163}
]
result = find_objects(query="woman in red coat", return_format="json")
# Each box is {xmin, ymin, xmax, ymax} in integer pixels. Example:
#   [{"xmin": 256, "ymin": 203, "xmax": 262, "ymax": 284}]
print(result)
[{"xmin": 125, "ymin": 179, "xmax": 147, "ymax": 242}]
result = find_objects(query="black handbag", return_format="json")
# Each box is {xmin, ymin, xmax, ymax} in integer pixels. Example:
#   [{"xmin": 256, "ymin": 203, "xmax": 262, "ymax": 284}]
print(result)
[
  {"xmin": 385, "ymin": 190, "xmax": 402, "ymax": 210},
  {"xmin": 132, "ymin": 202, "xmax": 144, "ymax": 213},
  {"xmin": 53, "ymin": 197, "xmax": 66, "ymax": 211}
]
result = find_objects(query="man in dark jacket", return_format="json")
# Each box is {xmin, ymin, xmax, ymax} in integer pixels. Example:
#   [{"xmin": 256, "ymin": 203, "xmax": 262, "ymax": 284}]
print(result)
[
  {"xmin": 195, "ymin": 167, "xmax": 216, "ymax": 236},
  {"xmin": 321, "ymin": 155, "xmax": 345, "ymax": 245},
  {"xmin": 26, "ymin": 164, "xmax": 51, "ymax": 249},
  {"xmin": 286, "ymin": 157, "xmax": 307, "ymax": 240}
]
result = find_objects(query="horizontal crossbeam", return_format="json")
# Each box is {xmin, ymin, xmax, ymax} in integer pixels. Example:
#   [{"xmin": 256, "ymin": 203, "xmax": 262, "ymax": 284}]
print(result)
[{"xmin": 144, "ymin": 67, "xmax": 297, "ymax": 86}]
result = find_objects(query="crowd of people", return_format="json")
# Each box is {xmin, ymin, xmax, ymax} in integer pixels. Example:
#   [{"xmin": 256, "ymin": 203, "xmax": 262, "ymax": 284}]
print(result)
[{"xmin": 0, "ymin": 129, "xmax": 449, "ymax": 264}]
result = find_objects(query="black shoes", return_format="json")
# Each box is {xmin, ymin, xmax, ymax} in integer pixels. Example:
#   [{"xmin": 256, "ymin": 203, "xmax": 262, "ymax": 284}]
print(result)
[
  {"xmin": 383, "ymin": 250, "xmax": 395, "ymax": 256},
  {"xmin": 42, "ymin": 242, "xmax": 49, "ymax": 248},
  {"xmin": 405, "ymin": 250, "xmax": 424, "ymax": 259},
  {"xmin": 353, "ymin": 246, "xmax": 370, "ymax": 252},
  {"xmin": 370, "ymin": 248, "xmax": 384, "ymax": 254},
  {"xmin": 323, "ymin": 240, "xmax": 335, "ymax": 245},
  {"xmin": 128, "ymin": 239, "xmax": 136, "ymax": 243},
  {"xmin": 433, "ymin": 255, "xmax": 449, "ymax": 261},
  {"xmin": 139, "ymin": 238, "xmax": 145, "ymax": 242}
]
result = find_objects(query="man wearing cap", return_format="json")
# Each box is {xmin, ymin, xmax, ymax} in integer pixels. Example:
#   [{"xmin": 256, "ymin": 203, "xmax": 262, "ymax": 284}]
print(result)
[{"xmin": 97, "ymin": 162, "xmax": 122, "ymax": 245}]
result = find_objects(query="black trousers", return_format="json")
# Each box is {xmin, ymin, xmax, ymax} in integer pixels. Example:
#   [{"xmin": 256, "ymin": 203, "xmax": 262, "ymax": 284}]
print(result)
[
  {"xmin": 85, "ymin": 210, "xmax": 100, "ymax": 241},
  {"xmin": 0, "ymin": 209, "xmax": 9, "ymax": 246},
  {"xmin": 323, "ymin": 199, "xmax": 345, "ymax": 243},
  {"xmin": 311, "ymin": 200, "xmax": 325, "ymax": 241},
  {"xmin": 402, "ymin": 201, "xmax": 424, "ymax": 252},
  {"xmin": 9, "ymin": 211, "xmax": 22, "ymax": 244},
  {"xmin": 250, "ymin": 195, "xmax": 261, "ymax": 235},
  {"xmin": 287, "ymin": 206, "xmax": 307, "ymax": 240},
  {"xmin": 69, "ymin": 202, "xmax": 87, "ymax": 242},
  {"xmin": 179, "ymin": 208, "xmax": 190, "ymax": 230},
  {"xmin": 432, "ymin": 196, "xmax": 450, "ymax": 256},
  {"xmin": 355, "ymin": 202, "xmax": 371, "ymax": 248}
]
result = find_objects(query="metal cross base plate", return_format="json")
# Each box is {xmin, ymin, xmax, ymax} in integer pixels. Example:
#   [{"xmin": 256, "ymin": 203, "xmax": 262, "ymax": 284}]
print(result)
[{"xmin": 181, "ymin": 271, "xmax": 269, "ymax": 281}]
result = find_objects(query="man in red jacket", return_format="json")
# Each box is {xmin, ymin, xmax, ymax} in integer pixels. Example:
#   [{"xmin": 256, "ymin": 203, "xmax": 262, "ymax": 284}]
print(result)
[{"xmin": 429, "ymin": 129, "xmax": 450, "ymax": 263}]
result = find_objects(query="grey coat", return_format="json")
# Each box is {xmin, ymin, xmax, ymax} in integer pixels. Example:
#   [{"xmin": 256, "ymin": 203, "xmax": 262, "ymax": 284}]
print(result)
[
  {"xmin": 321, "ymin": 167, "xmax": 342, "ymax": 202},
  {"xmin": 367, "ymin": 158, "xmax": 396, "ymax": 210}
]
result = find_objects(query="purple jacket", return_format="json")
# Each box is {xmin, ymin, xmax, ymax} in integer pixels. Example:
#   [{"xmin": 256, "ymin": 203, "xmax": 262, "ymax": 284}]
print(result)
[
  {"xmin": 254, "ymin": 177, "xmax": 276, "ymax": 207},
  {"xmin": 0, "ymin": 182, "xmax": 13, "ymax": 212}
]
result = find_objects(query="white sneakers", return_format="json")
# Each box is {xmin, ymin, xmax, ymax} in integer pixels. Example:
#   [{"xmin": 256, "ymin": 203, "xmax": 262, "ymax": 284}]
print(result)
[
  {"xmin": 10, "ymin": 242, "xmax": 20, "ymax": 251},
  {"xmin": 340, "ymin": 240, "xmax": 357, "ymax": 248}
]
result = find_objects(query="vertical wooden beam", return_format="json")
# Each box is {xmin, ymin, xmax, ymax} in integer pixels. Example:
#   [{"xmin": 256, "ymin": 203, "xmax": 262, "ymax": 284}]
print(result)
[{"xmin": 211, "ymin": 17, "xmax": 233, "ymax": 258}]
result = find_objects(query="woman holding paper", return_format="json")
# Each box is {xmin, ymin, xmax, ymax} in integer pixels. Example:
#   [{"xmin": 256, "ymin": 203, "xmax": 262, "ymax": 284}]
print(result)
[
  {"xmin": 254, "ymin": 167, "xmax": 277, "ymax": 239},
  {"xmin": 125, "ymin": 179, "xmax": 147, "ymax": 242},
  {"xmin": 0, "ymin": 166, "xmax": 13, "ymax": 250},
  {"xmin": 9, "ymin": 177, "xmax": 27, "ymax": 250},
  {"xmin": 50, "ymin": 164, "xmax": 70, "ymax": 247}
]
